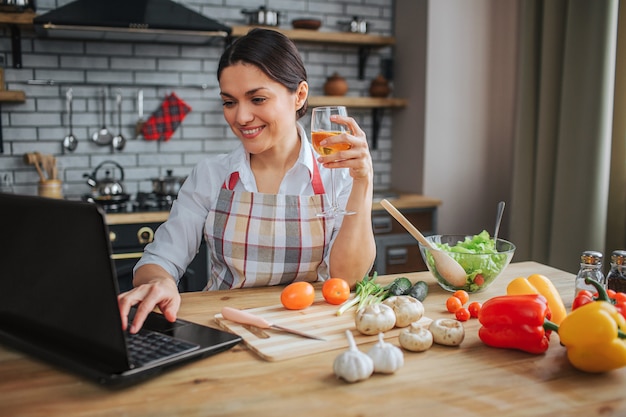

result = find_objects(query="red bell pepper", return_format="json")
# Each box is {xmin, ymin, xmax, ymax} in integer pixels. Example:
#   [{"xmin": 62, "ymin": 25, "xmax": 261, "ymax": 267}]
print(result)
[{"xmin": 478, "ymin": 294, "xmax": 553, "ymax": 354}]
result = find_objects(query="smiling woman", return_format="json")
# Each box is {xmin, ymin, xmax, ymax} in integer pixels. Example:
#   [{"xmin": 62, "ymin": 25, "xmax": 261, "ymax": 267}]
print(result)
[{"xmin": 118, "ymin": 28, "xmax": 376, "ymax": 335}]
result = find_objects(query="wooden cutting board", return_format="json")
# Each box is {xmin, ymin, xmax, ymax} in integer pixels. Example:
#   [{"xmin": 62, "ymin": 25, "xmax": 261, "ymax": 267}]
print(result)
[{"xmin": 214, "ymin": 298, "xmax": 431, "ymax": 361}]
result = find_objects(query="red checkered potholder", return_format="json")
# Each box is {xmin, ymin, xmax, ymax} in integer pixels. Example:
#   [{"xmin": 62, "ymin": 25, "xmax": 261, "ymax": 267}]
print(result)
[{"xmin": 141, "ymin": 92, "xmax": 192, "ymax": 141}]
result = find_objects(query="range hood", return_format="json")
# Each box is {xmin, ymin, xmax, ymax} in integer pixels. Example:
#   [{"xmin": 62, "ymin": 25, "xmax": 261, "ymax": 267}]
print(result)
[{"xmin": 33, "ymin": 0, "xmax": 231, "ymax": 44}]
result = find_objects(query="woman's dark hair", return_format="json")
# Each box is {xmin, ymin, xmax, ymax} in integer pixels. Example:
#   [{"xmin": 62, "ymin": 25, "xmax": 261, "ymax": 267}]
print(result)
[{"xmin": 218, "ymin": 28, "xmax": 308, "ymax": 119}]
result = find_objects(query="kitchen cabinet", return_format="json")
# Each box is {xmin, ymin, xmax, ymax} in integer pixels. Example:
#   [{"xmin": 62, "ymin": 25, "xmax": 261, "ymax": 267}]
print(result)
[{"xmin": 371, "ymin": 194, "xmax": 441, "ymax": 275}]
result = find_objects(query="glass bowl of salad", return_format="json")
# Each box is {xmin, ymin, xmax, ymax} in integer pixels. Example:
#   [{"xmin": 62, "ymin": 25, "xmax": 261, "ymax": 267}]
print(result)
[{"xmin": 418, "ymin": 231, "xmax": 516, "ymax": 293}]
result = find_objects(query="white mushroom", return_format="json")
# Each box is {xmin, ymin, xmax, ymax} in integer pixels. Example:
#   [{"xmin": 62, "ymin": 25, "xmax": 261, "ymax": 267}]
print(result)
[
  {"xmin": 355, "ymin": 303, "xmax": 396, "ymax": 335},
  {"xmin": 399, "ymin": 323, "xmax": 434, "ymax": 352},
  {"xmin": 333, "ymin": 330, "xmax": 374, "ymax": 383},
  {"xmin": 367, "ymin": 333, "xmax": 404, "ymax": 374},
  {"xmin": 383, "ymin": 295, "xmax": 425, "ymax": 328},
  {"xmin": 429, "ymin": 318, "xmax": 465, "ymax": 346}
]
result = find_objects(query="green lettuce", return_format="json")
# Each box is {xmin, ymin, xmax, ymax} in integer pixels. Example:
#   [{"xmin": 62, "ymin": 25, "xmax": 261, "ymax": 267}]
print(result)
[{"xmin": 431, "ymin": 230, "xmax": 509, "ymax": 292}]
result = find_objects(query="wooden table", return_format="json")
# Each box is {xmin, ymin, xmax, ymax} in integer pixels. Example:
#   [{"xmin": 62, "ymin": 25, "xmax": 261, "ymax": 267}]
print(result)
[{"xmin": 1, "ymin": 261, "xmax": 625, "ymax": 417}]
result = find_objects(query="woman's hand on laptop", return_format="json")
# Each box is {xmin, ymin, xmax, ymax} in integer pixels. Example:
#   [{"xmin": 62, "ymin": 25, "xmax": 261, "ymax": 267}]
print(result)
[{"xmin": 117, "ymin": 264, "xmax": 181, "ymax": 334}]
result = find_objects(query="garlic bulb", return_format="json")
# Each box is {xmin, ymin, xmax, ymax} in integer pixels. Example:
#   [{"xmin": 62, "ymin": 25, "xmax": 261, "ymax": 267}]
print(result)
[
  {"xmin": 333, "ymin": 330, "xmax": 374, "ymax": 383},
  {"xmin": 367, "ymin": 332, "xmax": 404, "ymax": 374}
]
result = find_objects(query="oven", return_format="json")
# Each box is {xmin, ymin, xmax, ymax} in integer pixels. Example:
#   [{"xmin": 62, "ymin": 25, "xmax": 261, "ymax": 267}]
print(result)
[{"xmin": 108, "ymin": 221, "xmax": 208, "ymax": 293}]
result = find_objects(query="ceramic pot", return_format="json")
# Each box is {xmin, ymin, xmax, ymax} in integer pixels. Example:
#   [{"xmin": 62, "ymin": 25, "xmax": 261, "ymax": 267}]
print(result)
[
  {"xmin": 369, "ymin": 74, "xmax": 391, "ymax": 98},
  {"xmin": 323, "ymin": 73, "xmax": 349, "ymax": 96}
]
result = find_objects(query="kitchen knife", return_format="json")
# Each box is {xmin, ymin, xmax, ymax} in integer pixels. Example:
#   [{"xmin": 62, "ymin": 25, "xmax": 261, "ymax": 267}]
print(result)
[{"xmin": 221, "ymin": 307, "xmax": 325, "ymax": 341}]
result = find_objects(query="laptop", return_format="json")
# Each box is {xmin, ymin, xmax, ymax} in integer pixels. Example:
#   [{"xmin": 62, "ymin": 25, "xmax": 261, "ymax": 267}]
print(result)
[{"xmin": 0, "ymin": 193, "xmax": 241, "ymax": 386}]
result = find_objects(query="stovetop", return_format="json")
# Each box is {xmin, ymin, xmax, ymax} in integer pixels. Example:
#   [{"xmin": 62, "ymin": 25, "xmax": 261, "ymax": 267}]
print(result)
[{"xmin": 90, "ymin": 192, "xmax": 177, "ymax": 214}]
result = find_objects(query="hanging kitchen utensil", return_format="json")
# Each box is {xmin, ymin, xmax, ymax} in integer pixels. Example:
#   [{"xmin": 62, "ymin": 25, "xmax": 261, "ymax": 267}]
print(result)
[
  {"xmin": 62, "ymin": 88, "xmax": 78, "ymax": 153},
  {"xmin": 112, "ymin": 90, "xmax": 126, "ymax": 151},
  {"xmin": 221, "ymin": 307, "xmax": 325, "ymax": 341},
  {"xmin": 92, "ymin": 89, "xmax": 113, "ymax": 145},
  {"xmin": 134, "ymin": 89, "xmax": 144, "ymax": 138}
]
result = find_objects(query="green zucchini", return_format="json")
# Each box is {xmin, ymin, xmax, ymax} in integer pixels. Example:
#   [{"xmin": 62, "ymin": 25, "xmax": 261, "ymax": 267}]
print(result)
[{"xmin": 408, "ymin": 280, "xmax": 429, "ymax": 301}]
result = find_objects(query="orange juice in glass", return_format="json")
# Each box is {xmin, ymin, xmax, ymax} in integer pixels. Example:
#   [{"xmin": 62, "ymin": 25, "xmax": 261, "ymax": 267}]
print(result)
[
  {"xmin": 310, "ymin": 106, "xmax": 355, "ymax": 217},
  {"xmin": 311, "ymin": 131, "xmax": 351, "ymax": 156}
]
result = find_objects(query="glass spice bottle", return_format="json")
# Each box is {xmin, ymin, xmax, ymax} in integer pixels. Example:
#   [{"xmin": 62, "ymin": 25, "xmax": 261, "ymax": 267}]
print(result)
[
  {"xmin": 574, "ymin": 250, "xmax": 605, "ymax": 297},
  {"xmin": 606, "ymin": 250, "xmax": 626, "ymax": 293}
]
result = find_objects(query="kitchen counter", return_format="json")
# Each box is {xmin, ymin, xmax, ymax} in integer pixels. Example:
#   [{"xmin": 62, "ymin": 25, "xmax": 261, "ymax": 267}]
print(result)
[
  {"xmin": 1, "ymin": 261, "xmax": 624, "ymax": 417},
  {"xmin": 104, "ymin": 193, "xmax": 441, "ymax": 225}
]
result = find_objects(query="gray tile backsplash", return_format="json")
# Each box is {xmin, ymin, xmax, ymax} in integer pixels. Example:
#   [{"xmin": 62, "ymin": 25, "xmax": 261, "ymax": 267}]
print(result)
[{"xmin": 0, "ymin": 0, "xmax": 394, "ymax": 198}]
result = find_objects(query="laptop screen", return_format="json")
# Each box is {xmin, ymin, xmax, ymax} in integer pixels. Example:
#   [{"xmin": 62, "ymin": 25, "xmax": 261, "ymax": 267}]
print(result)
[{"xmin": 0, "ymin": 194, "xmax": 130, "ymax": 373}]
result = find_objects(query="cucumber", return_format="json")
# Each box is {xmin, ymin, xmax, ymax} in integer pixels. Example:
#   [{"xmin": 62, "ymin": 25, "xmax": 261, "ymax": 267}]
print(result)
[
  {"xmin": 386, "ymin": 277, "xmax": 413, "ymax": 297},
  {"xmin": 408, "ymin": 280, "xmax": 429, "ymax": 301}
]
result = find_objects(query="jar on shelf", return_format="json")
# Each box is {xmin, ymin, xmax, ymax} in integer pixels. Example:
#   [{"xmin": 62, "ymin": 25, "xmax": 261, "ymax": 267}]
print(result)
[
  {"xmin": 369, "ymin": 74, "xmax": 391, "ymax": 98},
  {"xmin": 574, "ymin": 250, "xmax": 605, "ymax": 297},
  {"xmin": 323, "ymin": 73, "xmax": 348, "ymax": 96},
  {"xmin": 607, "ymin": 250, "xmax": 626, "ymax": 293}
]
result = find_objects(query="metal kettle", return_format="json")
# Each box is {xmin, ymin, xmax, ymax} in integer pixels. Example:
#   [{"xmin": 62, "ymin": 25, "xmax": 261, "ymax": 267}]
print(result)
[{"xmin": 84, "ymin": 160, "xmax": 126, "ymax": 197}]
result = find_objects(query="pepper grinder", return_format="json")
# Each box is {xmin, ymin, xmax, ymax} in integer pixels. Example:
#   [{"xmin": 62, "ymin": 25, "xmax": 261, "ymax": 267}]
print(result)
[{"xmin": 607, "ymin": 250, "xmax": 626, "ymax": 293}]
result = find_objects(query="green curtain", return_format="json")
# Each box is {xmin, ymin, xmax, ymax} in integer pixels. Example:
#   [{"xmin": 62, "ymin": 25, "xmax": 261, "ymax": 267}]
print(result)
[{"xmin": 510, "ymin": 0, "xmax": 618, "ymax": 273}]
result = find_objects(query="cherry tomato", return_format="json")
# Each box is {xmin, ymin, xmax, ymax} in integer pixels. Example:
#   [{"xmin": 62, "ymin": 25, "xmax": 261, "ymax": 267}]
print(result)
[
  {"xmin": 474, "ymin": 274, "xmax": 485, "ymax": 287},
  {"xmin": 468, "ymin": 301, "xmax": 482, "ymax": 318},
  {"xmin": 607, "ymin": 289, "xmax": 617, "ymax": 299},
  {"xmin": 446, "ymin": 296, "xmax": 463, "ymax": 313},
  {"xmin": 614, "ymin": 292, "xmax": 626, "ymax": 304},
  {"xmin": 322, "ymin": 278, "xmax": 351, "ymax": 305},
  {"xmin": 572, "ymin": 290, "xmax": 595, "ymax": 310},
  {"xmin": 455, "ymin": 307, "xmax": 471, "ymax": 322},
  {"xmin": 280, "ymin": 282, "xmax": 315, "ymax": 310},
  {"xmin": 453, "ymin": 290, "xmax": 469, "ymax": 305}
]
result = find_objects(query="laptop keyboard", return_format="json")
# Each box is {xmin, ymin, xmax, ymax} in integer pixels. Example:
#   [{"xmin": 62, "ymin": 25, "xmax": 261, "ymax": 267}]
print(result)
[{"xmin": 126, "ymin": 329, "xmax": 200, "ymax": 368}]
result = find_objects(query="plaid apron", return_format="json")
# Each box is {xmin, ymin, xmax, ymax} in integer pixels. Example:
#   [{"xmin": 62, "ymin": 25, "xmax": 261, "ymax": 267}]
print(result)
[{"xmin": 204, "ymin": 152, "xmax": 332, "ymax": 290}]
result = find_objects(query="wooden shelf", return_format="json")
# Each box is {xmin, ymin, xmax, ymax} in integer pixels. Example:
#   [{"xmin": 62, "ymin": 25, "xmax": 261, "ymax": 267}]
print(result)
[
  {"xmin": 0, "ymin": 90, "xmax": 26, "ymax": 102},
  {"xmin": 231, "ymin": 25, "xmax": 395, "ymax": 46},
  {"xmin": 0, "ymin": 10, "xmax": 35, "ymax": 26},
  {"xmin": 308, "ymin": 96, "xmax": 406, "ymax": 108}
]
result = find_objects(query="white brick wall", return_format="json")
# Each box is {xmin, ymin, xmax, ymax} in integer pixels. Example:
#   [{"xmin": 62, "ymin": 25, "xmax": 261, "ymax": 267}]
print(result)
[{"xmin": 0, "ymin": 0, "xmax": 395, "ymax": 197}]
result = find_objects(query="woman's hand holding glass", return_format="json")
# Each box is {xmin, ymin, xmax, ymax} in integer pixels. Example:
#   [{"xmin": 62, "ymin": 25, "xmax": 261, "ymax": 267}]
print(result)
[{"xmin": 311, "ymin": 106, "xmax": 367, "ymax": 217}]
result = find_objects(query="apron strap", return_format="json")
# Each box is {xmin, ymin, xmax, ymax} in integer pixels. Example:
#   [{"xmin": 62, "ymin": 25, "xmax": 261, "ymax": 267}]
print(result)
[
  {"xmin": 310, "ymin": 149, "xmax": 326, "ymax": 195},
  {"xmin": 222, "ymin": 172, "xmax": 240, "ymax": 190},
  {"xmin": 221, "ymin": 150, "xmax": 326, "ymax": 194}
]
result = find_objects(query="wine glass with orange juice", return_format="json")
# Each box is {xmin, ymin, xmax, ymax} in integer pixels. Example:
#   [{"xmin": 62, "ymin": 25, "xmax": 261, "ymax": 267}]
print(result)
[{"xmin": 310, "ymin": 106, "xmax": 355, "ymax": 217}]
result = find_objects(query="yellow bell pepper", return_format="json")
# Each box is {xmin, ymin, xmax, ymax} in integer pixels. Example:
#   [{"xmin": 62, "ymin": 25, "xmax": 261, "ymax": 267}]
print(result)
[
  {"xmin": 558, "ymin": 300, "xmax": 626, "ymax": 373},
  {"xmin": 507, "ymin": 274, "xmax": 567, "ymax": 325}
]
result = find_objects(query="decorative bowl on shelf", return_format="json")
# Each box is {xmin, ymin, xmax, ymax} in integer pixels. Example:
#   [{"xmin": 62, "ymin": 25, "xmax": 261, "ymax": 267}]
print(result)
[
  {"xmin": 292, "ymin": 19, "xmax": 322, "ymax": 30},
  {"xmin": 418, "ymin": 234, "xmax": 516, "ymax": 293},
  {"xmin": 323, "ymin": 72, "xmax": 348, "ymax": 96}
]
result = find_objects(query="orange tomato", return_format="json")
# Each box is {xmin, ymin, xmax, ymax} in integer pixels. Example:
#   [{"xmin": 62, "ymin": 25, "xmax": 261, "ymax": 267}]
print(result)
[
  {"xmin": 280, "ymin": 282, "xmax": 315, "ymax": 310},
  {"xmin": 452, "ymin": 290, "xmax": 469, "ymax": 305},
  {"xmin": 322, "ymin": 278, "xmax": 351, "ymax": 305},
  {"xmin": 446, "ymin": 296, "xmax": 463, "ymax": 313}
]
